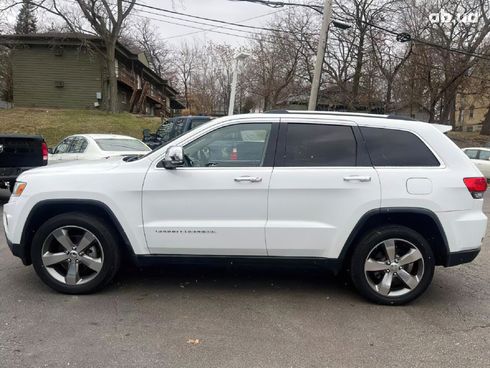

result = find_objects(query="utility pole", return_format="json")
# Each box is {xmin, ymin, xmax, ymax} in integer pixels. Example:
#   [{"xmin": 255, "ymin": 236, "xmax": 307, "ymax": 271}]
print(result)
[
  {"xmin": 308, "ymin": 0, "xmax": 332, "ymax": 110},
  {"xmin": 228, "ymin": 52, "xmax": 249, "ymax": 115}
]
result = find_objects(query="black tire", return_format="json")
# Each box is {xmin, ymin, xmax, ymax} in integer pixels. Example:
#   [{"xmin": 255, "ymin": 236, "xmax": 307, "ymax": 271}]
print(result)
[
  {"xmin": 31, "ymin": 212, "xmax": 121, "ymax": 294},
  {"xmin": 350, "ymin": 225, "xmax": 435, "ymax": 305}
]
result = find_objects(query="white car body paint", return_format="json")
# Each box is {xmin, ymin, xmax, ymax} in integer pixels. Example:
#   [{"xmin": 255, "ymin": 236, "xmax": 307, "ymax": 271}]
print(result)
[
  {"xmin": 3, "ymin": 113, "xmax": 487, "ymax": 261},
  {"xmin": 462, "ymin": 147, "xmax": 490, "ymax": 179},
  {"xmin": 48, "ymin": 134, "xmax": 150, "ymax": 163}
]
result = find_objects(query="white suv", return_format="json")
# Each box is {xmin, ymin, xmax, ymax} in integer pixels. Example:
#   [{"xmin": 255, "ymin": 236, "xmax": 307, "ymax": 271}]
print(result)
[{"xmin": 3, "ymin": 111, "xmax": 487, "ymax": 305}]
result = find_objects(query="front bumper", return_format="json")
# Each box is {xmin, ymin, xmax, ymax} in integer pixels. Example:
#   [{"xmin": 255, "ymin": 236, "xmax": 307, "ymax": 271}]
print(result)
[{"xmin": 5, "ymin": 237, "xmax": 30, "ymax": 265}]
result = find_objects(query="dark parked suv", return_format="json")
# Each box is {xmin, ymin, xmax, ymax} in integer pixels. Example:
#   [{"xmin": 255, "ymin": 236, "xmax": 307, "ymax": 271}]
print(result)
[{"xmin": 143, "ymin": 116, "xmax": 213, "ymax": 150}]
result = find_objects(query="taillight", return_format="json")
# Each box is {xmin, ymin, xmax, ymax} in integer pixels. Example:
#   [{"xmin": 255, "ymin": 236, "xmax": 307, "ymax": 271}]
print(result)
[
  {"xmin": 463, "ymin": 177, "xmax": 487, "ymax": 199},
  {"xmin": 42, "ymin": 142, "xmax": 48, "ymax": 164}
]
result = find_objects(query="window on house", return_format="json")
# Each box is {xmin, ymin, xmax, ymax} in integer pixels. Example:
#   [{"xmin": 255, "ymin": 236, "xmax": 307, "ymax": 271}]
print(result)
[
  {"xmin": 469, "ymin": 105, "xmax": 475, "ymax": 119},
  {"xmin": 120, "ymin": 91, "xmax": 127, "ymax": 104},
  {"xmin": 115, "ymin": 60, "xmax": 119, "ymax": 77}
]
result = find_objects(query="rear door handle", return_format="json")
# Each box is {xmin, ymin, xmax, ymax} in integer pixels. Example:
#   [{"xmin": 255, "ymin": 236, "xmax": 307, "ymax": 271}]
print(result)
[
  {"xmin": 343, "ymin": 175, "xmax": 372, "ymax": 182},
  {"xmin": 234, "ymin": 176, "xmax": 262, "ymax": 183}
]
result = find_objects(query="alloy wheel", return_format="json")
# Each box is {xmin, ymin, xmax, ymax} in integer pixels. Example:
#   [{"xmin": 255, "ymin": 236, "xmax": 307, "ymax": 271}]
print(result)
[
  {"xmin": 41, "ymin": 226, "xmax": 104, "ymax": 286},
  {"xmin": 364, "ymin": 238, "xmax": 425, "ymax": 297}
]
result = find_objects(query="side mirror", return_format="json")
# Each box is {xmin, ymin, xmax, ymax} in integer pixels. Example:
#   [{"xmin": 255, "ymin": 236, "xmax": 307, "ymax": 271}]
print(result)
[
  {"xmin": 48, "ymin": 148, "xmax": 54, "ymax": 154},
  {"xmin": 162, "ymin": 146, "xmax": 184, "ymax": 169}
]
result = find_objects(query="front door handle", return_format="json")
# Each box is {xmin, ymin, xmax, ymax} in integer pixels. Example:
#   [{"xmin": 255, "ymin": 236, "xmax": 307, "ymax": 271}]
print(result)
[
  {"xmin": 343, "ymin": 175, "xmax": 372, "ymax": 182},
  {"xmin": 234, "ymin": 176, "xmax": 262, "ymax": 183}
]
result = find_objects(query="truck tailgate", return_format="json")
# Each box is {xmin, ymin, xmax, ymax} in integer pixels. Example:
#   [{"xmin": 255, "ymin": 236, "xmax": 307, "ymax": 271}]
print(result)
[{"xmin": 0, "ymin": 136, "xmax": 45, "ymax": 168}]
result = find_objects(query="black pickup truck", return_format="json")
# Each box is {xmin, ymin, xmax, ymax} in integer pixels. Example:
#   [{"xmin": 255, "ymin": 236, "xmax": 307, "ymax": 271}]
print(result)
[{"xmin": 0, "ymin": 135, "xmax": 48, "ymax": 191}]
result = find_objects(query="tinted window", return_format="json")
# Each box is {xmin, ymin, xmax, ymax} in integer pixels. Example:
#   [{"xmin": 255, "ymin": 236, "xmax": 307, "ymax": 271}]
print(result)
[
  {"xmin": 464, "ymin": 149, "xmax": 478, "ymax": 159},
  {"xmin": 184, "ymin": 123, "xmax": 271, "ymax": 167},
  {"xmin": 361, "ymin": 127, "xmax": 439, "ymax": 167},
  {"xmin": 479, "ymin": 150, "xmax": 490, "ymax": 160},
  {"xmin": 281, "ymin": 124, "xmax": 357, "ymax": 166},
  {"xmin": 190, "ymin": 118, "xmax": 211, "ymax": 129},
  {"xmin": 172, "ymin": 118, "xmax": 186, "ymax": 138},
  {"xmin": 95, "ymin": 139, "xmax": 150, "ymax": 152}
]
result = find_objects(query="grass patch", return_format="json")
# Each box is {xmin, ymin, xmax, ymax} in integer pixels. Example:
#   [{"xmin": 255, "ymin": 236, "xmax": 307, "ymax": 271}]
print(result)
[
  {"xmin": 0, "ymin": 108, "xmax": 161, "ymax": 146},
  {"xmin": 447, "ymin": 131, "xmax": 490, "ymax": 148}
]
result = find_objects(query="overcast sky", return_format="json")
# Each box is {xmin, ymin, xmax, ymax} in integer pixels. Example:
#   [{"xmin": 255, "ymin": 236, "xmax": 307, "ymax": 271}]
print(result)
[
  {"xmin": 0, "ymin": 0, "xmax": 293, "ymax": 46},
  {"xmin": 133, "ymin": 0, "xmax": 288, "ymax": 47}
]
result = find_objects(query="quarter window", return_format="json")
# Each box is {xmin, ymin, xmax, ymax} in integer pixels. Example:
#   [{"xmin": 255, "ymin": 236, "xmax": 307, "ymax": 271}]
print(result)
[
  {"xmin": 281, "ymin": 124, "xmax": 357, "ymax": 167},
  {"xmin": 361, "ymin": 127, "xmax": 439, "ymax": 167},
  {"xmin": 184, "ymin": 123, "xmax": 272, "ymax": 167}
]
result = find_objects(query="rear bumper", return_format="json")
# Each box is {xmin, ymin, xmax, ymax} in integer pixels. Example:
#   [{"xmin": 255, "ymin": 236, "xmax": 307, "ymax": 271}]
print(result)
[
  {"xmin": 0, "ymin": 167, "xmax": 35, "ymax": 184},
  {"xmin": 445, "ymin": 248, "xmax": 480, "ymax": 267}
]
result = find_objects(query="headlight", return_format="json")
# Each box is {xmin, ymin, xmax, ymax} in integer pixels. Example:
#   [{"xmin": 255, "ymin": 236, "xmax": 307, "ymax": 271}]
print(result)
[{"xmin": 11, "ymin": 182, "xmax": 27, "ymax": 197}]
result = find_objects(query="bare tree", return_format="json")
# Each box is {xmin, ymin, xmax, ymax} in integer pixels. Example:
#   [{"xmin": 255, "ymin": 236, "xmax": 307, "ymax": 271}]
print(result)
[
  {"xmin": 129, "ymin": 18, "xmax": 174, "ymax": 80},
  {"xmin": 28, "ymin": 0, "xmax": 136, "ymax": 113},
  {"xmin": 399, "ymin": 0, "xmax": 490, "ymax": 124},
  {"xmin": 174, "ymin": 42, "xmax": 196, "ymax": 112}
]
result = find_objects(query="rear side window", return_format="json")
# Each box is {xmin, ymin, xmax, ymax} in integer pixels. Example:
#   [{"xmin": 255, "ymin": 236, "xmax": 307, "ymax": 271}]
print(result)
[
  {"xmin": 190, "ymin": 118, "xmax": 211, "ymax": 129},
  {"xmin": 361, "ymin": 127, "xmax": 439, "ymax": 167},
  {"xmin": 479, "ymin": 150, "xmax": 490, "ymax": 160},
  {"xmin": 281, "ymin": 124, "xmax": 357, "ymax": 166}
]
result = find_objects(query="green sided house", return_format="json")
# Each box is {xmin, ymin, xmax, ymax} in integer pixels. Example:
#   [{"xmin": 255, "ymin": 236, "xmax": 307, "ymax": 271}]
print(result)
[{"xmin": 0, "ymin": 32, "xmax": 184, "ymax": 116}]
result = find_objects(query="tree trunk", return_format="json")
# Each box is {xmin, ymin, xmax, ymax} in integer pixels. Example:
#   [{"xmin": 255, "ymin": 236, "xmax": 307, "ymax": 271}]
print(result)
[
  {"xmin": 440, "ymin": 87, "xmax": 457, "ymax": 126},
  {"xmin": 106, "ymin": 41, "xmax": 119, "ymax": 113},
  {"xmin": 480, "ymin": 103, "xmax": 490, "ymax": 135}
]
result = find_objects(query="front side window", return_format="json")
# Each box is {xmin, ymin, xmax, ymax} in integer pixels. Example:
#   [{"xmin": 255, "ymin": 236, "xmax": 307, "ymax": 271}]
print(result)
[
  {"xmin": 184, "ymin": 123, "xmax": 272, "ymax": 167},
  {"xmin": 95, "ymin": 139, "xmax": 150, "ymax": 152},
  {"xmin": 54, "ymin": 137, "xmax": 73, "ymax": 154},
  {"xmin": 280, "ymin": 124, "xmax": 357, "ymax": 167},
  {"xmin": 361, "ymin": 127, "xmax": 440, "ymax": 167},
  {"xmin": 464, "ymin": 149, "xmax": 478, "ymax": 159}
]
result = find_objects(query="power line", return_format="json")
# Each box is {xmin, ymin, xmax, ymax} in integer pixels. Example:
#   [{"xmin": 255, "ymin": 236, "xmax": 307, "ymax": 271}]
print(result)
[
  {"xmin": 133, "ymin": 12, "xmax": 266, "ymax": 42},
  {"xmin": 122, "ymin": 0, "xmax": 299, "ymax": 35},
  {"xmin": 132, "ymin": 7, "xmax": 288, "ymax": 39},
  {"xmin": 230, "ymin": 0, "xmax": 490, "ymax": 61}
]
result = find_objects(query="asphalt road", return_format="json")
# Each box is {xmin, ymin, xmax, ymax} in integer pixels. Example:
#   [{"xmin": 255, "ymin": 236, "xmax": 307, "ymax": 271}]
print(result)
[{"xmin": 0, "ymin": 189, "xmax": 489, "ymax": 368}]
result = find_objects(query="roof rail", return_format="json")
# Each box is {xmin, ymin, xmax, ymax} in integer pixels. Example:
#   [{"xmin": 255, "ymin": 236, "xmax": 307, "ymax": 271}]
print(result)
[
  {"xmin": 386, "ymin": 114, "xmax": 416, "ymax": 121},
  {"xmin": 264, "ymin": 109, "xmax": 388, "ymax": 118}
]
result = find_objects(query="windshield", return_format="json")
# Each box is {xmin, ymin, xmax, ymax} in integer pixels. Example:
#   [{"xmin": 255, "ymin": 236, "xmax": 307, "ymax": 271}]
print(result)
[{"xmin": 95, "ymin": 138, "xmax": 150, "ymax": 152}]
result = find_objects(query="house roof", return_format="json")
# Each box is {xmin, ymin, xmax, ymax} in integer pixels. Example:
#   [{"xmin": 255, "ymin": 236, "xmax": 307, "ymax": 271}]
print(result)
[{"xmin": 0, "ymin": 32, "xmax": 174, "ymax": 90}]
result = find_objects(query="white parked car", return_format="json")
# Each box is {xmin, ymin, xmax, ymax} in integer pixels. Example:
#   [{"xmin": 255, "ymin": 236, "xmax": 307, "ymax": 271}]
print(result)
[
  {"xmin": 48, "ymin": 134, "xmax": 151, "ymax": 163},
  {"xmin": 3, "ymin": 111, "xmax": 487, "ymax": 305},
  {"xmin": 462, "ymin": 147, "xmax": 490, "ymax": 179}
]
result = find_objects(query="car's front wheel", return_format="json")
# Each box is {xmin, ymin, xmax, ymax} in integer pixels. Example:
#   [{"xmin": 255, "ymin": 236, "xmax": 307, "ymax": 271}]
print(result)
[
  {"xmin": 31, "ymin": 213, "xmax": 121, "ymax": 294},
  {"xmin": 350, "ymin": 225, "xmax": 435, "ymax": 305}
]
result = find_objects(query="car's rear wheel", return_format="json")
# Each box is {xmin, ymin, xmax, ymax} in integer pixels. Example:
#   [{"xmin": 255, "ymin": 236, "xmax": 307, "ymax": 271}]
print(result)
[
  {"xmin": 350, "ymin": 225, "xmax": 435, "ymax": 305},
  {"xmin": 31, "ymin": 213, "xmax": 120, "ymax": 294}
]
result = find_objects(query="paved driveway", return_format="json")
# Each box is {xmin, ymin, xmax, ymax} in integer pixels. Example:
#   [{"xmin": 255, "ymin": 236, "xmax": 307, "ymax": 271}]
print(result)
[{"xmin": 0, "ymin": 189, "xmax": 489, "ymax": 367}]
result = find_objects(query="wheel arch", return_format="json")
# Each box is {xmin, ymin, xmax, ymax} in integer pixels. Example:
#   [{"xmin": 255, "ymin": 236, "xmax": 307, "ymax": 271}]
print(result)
[
  {"xmin": 340, "ymin": 208, "xmax": 450, "ymax": 269},
  {"xmin": 20, "ymin": 199, "xmax": 135, "ymax": 265}
]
